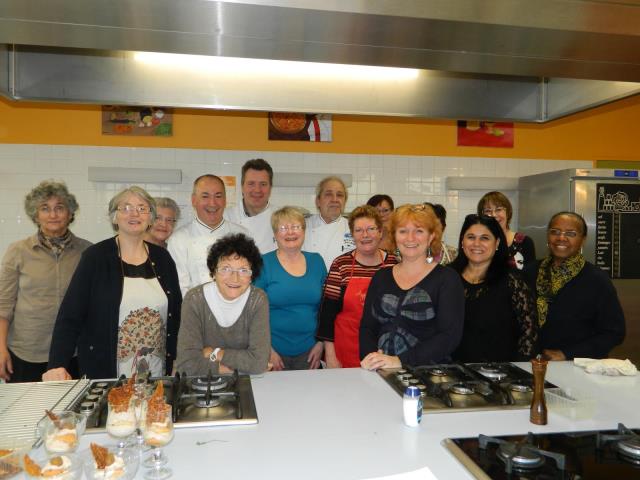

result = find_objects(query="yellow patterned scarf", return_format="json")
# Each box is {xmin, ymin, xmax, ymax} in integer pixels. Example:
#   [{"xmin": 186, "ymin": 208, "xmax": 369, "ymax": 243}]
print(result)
[{"xmin": 536, "ymin": 253, "xmax": 585, "ymax": 326}]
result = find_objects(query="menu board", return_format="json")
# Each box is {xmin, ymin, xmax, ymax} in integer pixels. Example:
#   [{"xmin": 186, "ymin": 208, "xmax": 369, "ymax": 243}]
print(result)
[{"xmin": 595, "ymin": 183, "xmax": 640, "ymax": 279}]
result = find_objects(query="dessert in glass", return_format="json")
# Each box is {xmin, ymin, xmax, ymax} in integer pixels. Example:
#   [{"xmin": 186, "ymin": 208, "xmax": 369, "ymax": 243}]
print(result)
[
  {"xmin": 23, "ymin": 452, "xmax": 82, "ymax": 479},
  {"xmin": 142, "ymin": 382, "xmax": 174, "ymax": 480},
  {"xmin": 39, "ymin": 410, "xmax": 86, "ymax": 455},
  {"xmin": 82, "ymin": 442, "xmax": 139, "ymax": 480},
  {"xmin": 106, "ymin": 382, "xmax": 136, "ymax": 448}
]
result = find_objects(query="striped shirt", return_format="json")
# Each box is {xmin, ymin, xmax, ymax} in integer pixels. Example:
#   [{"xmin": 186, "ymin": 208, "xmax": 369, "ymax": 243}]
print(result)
[{"xmin": 316, "ymin": 250, "xmax": 397, "ymax": 342}]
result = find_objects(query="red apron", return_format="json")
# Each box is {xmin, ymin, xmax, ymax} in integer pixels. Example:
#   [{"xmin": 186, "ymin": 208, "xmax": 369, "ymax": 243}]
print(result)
[{"xmin": 334, "ymin": 252, "xmax": 384, "ymax": 368}]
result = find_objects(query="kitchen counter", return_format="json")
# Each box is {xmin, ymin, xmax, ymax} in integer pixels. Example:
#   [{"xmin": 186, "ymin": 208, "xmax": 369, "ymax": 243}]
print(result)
[{"xmin": 64, "ymin": 362, "xmax": 640, "ymax": 479}]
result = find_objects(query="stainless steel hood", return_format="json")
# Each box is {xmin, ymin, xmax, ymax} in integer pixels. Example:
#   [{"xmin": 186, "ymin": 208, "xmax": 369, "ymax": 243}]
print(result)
[{"xmin": 1, "ymin": 0, "xmax": 640, "ymax": 122}]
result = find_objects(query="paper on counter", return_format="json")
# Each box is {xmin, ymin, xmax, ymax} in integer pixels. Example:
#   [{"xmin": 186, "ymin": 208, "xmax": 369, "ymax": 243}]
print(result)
[{"xmin": 574, "ymin": 358, "xmax": 638, "ymax": 376}]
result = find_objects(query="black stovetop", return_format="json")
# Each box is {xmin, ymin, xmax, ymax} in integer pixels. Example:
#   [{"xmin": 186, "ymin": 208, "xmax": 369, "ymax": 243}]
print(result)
[{"xmin": 445, "ymin": 424, "xmax": 640, "ymax": 480}]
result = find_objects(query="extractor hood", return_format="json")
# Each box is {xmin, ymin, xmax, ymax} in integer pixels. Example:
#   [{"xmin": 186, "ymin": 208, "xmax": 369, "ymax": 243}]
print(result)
[{"xmin": 1, "ymin": 0, "xmax": 640, "ymax": 122}]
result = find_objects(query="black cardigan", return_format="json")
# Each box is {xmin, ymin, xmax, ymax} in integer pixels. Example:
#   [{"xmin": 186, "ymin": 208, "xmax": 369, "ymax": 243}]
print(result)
[
  {"xmin": 524, "ymin": 260, "xmax": 625, "ymax": 359},
  {"xmin": 48, "ymin": 237, "xmax": 182, "ymax": 379}
]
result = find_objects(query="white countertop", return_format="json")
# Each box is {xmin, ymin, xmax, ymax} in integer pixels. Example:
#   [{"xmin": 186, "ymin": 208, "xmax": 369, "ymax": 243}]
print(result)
[{"xmin": 69, "ymin": 361, "xmax": 639, "ymax": 479}]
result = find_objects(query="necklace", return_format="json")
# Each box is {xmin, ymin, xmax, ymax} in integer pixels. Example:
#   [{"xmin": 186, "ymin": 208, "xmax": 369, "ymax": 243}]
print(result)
[{"xmin": 115, "ymin": 236, "xmax": 157, "ymax": 279}]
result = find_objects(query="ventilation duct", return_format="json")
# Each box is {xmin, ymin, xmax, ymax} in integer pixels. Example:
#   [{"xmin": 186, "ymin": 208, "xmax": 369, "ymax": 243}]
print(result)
[{"xmin": 1, "ymin": 0, "xmax": 639, "ymax": 122}]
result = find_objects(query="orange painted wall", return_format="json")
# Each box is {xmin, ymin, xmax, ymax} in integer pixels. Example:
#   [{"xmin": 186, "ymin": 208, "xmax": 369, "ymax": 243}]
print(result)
[{"xmin": 1, "ymin": 94, "xmax": 639, "ymax": 161}]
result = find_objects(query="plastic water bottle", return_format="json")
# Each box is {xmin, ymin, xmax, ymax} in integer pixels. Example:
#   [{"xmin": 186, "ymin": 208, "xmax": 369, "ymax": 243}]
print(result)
[{"xmin": 403, "ymin": 386, "xmax": 423, "ymax": 426}]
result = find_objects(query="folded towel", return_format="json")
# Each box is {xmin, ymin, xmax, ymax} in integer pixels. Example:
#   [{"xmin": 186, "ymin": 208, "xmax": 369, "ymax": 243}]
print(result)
[{"xmin": 574, "ymin": 358, "xmax": 638, "ymax": 376}]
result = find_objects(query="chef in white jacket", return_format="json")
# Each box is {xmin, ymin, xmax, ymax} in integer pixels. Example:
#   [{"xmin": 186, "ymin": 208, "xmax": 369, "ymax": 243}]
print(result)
[
  {"xmin": 225, "ymin": 159, "xmax": 277, "ymax": 254},
  {"xmin": 303, "ymin": 176, "xmax": 354, "ymax": 269},
  {"xmin": 168, "ymin": 174, "xmax": 248, "ymax": 296}
]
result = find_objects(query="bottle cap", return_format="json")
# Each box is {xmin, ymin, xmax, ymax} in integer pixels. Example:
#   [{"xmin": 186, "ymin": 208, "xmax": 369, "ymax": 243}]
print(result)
[{"xmin": 404, "ymin": 386, "xmax": 420, "ymax": 398}]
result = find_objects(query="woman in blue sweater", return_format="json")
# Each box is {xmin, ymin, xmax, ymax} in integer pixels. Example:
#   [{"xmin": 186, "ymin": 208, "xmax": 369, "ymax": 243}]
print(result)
[{"xmin": 255, "ymin": 207, "xmax": 327, "ymax": 370}]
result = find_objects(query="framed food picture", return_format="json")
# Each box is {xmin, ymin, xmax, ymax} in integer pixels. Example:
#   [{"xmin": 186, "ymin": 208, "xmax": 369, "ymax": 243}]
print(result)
[
  {"xmin": 457, "ymin": 120, "xmax": 513, "ymax": 148},
  {"xmin": 102, "ymin": 106, "xmax": 173, "ymax": 136},
  {"xmin": 268, "ymin": 112, "xmax": 332, "ymax": 142}
]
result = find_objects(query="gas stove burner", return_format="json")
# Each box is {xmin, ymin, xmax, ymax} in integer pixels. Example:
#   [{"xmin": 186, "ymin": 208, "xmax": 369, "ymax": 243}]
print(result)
[
  {"xmin": 191, "ymin": 376, "xmax": 229, "ymax": 392},
  {"xmin": 509, "ymin": 381, "xmax": 533, "ymax": 393},
  {"xmin": 194, "ymin": 397, "xmax": 222, "ymax": 408},
  {"xmin": 478, "ymin": 363, "xmax": 508, "ymax": 380},
  {"xmin": 497, "ymin": 443, "xmax": 546, "ymax": 470},
  {"xmin": 618, "ymin": 437, "xmax": 640, "ymax": 461},
  {"xmin": 431, "ymin": 368, "xmax": 449, "ymax": 376},
  {"xmin": 449, "ymin": 383, "xmax": 475, "ymax": 395}
]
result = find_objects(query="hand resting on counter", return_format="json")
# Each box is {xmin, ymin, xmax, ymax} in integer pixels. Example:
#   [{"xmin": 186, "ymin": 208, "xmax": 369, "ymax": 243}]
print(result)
[
  {"xmin": 360, "ymin": 349, "xmax": 401, "ymax": 371},
  {"xmin": 42, "ymin": 367, "xmax": 72, "ymax": 381}
]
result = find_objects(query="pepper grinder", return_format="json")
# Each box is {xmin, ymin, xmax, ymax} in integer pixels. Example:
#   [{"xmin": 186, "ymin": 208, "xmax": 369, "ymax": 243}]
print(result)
[{"xmin": 530, "ymin": 354, "xmax": 548, "ymax": 425}]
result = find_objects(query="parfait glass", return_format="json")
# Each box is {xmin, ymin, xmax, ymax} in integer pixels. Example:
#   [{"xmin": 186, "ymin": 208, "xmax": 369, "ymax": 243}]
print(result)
[
  {"xmin": 38, "ymin": 411, "xmax": 86, "ymax": 455},
  {"xmin": 132, "ymin": 378, "xmax": 152, "ymax": 450},
  {"xmin": 142, "ymin": 403, "xmax": 174, "ymax": 480},
  {"xmin": 106, "ymin": 399, "xmax": 137, "ymax": 450}
]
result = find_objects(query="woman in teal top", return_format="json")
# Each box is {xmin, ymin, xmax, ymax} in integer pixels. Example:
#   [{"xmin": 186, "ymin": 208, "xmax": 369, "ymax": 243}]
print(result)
[{"xmin": 255, "ymin": 207, "xmax": 327, "ymax": 370}]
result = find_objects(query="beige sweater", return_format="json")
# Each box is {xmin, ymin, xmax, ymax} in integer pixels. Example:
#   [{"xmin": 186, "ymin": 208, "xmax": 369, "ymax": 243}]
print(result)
[{"xmin": 175, "ymin": 284, "xmax": 270, "ymax": 376}]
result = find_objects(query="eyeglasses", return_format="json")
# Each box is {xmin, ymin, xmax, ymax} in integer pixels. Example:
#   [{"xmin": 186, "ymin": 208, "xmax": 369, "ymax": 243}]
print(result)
[
  {"xmin": 117, "ymin": 204, "xmax": 151, "ymax": 215},
  {"xmin": 38, "ymin": 205, "xmax": 67, "ymax": 215},
  {"xmin": 353, "ymin": 226, "xmax": 379, "ymax": 235},
  {"xmin": 409, "ymin": 204, "xmax": 428, "ymax": 212},
  {"xmin": 156, "ymin": 215, "xmax": 177, "ymax": 224},
  {"xmin": 217, "ymin": 266, "xmax": 253, "ymax": 278},
  {"xmin": 277, "ymin": 224, "xmax": 303, "ymax": 233},
  {"xmin": 548, "ymin": 228, "xmax": 579, "ymax": 238},
  {"xmin": 482, "ymin": 206, "xmax": 507, "ymax": 216}
]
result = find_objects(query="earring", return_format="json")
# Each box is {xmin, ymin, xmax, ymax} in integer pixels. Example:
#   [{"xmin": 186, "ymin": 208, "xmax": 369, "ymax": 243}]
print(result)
[
  {"xmin": 395, "ymin": 248, "xmax": 400, "ymax": 257},
  {"xmin": 426, "ymin": 246, "xmax": 434, "ymax": 264}
]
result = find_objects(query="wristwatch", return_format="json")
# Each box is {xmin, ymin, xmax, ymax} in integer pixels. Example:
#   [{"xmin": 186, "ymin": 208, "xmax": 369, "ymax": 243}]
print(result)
[{"xmin": 209, "ymin": 347, "xmax": 221, "ymax": 363}]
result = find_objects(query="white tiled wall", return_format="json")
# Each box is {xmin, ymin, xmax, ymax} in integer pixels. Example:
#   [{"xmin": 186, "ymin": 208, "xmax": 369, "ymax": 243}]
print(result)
[{"xmin": 0, "ymin": 144, "xmax": 591, "ymax": 256}]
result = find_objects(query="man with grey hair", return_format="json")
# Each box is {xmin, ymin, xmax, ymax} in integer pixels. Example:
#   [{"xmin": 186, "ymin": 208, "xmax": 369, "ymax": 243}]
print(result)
[
  {"xmin": 303, "ymin": 176, "xmax": 354, "ymax": 269},
  {"xmin": 225, "ymin": 158, "xmax": 277, "ymax": 254},
  {"xmin": 168, "ymin": 175, "xmax": 248, "ymax": 296}
]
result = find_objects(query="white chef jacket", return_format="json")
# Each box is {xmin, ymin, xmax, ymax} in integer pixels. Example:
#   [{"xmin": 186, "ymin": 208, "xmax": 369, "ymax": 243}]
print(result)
[
  {"xmin": 167, "ymin": 217, "xmax": 249, "ymax": 296},
  {"xmin": 303, "ymin": 214, "xmax": 354, "ymax": 270},
  {"xmin": 224, "ymin": 203, "xmax": 277, "ymax": 254}
]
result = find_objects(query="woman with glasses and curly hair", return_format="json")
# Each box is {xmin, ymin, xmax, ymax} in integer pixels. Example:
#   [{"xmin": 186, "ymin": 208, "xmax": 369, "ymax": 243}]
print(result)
[
  {"xmin": 0, "ymin": 180, "xmax": 91, "ymax": 382},
  {"xmin": 477, "ymin": 191, "xmax": 536, "ymax": 270},
  {"xmin": 44, "ymin": 186, "xmax": 181, "ymax": 381},
  {"xmin": 450, "ymin": 214, "xmax": 538, "ymax": 362},
  {"xmin": 176, "ymin": 233, "xmax": 270, "ymax": 376},
  {"xmin": 359, "ymin": 204, "xmax": 464, "ymax": 370}
]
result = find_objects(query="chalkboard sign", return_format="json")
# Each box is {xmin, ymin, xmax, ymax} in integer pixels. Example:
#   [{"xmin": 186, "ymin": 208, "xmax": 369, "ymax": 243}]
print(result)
[{"xmin": 595, "ymin": 183, "xmax": 640, "ymax": 279}]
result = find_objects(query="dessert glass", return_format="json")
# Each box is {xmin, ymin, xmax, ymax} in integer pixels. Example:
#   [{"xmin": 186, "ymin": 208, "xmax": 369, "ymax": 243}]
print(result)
[
  {"xmin": 81, "ymin": 445, "xmax": 140, "ymax": 480},
  {"xmin": 23, "ymin": 452, "xmax": 82, "ymax": 480},
  {"xmin": 38, "ymin": 411, "xmax": 86, "ymax": 455},
  {"xmin": 142, "ymin": 403, "xmax": 174, "ymax": 480},
  {"xmin": 106, "ymin": 400, "xmax": 137, "ymax": 449}
]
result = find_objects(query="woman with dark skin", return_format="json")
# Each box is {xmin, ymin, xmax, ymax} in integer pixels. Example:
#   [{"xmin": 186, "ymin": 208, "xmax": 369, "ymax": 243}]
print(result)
[{"xmin": 525, "ymin": 212, "xmax": 625, "ymax": 360}]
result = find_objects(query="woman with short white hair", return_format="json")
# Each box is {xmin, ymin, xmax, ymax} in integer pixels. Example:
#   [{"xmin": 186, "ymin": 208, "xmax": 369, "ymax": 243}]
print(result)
[
  {"xmin": 43, "ymin": 186, "xmax": 181, "ymax": 381},
  {"xmin": 145, "ymin": 197, "xmax": 181, "ymax": 248}
]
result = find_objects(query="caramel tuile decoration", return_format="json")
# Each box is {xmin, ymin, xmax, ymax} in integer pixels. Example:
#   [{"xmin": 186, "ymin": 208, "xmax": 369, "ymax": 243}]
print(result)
[
  {"xmin": 23, "ymin": 454, "xmax": 42, "ymax": 477},
  {"xmin": 90, "ymin": 443, "xmax": 115, "ymax": 470}
]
